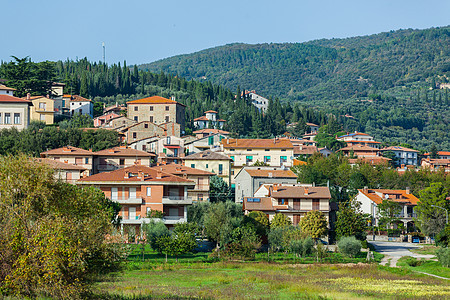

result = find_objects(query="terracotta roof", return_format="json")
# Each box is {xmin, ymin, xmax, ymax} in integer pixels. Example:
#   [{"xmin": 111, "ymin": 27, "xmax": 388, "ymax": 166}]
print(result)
[
  {"xmin": 338, "ymin": 145, "xmax": 380, "ymax": 152},
  {"xmin": 184, "ymin": 150, "xmax": 232, "ymax": 161},
  {"xmin": 338, "ymin": 132, "xmax": 370, "ymax": 138},
  {"xmin": 193, "ymin": 116, "xmax": 209, "ymax": 121},
  {"xmin": 204, "ymin": 110, "xmax": 218, "ymax": 113},
  {"xmin": 95, "ymin": 146, "xmax": 155, "ymax": 157},
  {"xmin": 244, "ymin": 168, "xmax": 297, "ymax": 178},
  {"xmin": 423, "ymin": 151, "xmax": 450, "ymax": 156},
  {"xmin": 422, "ymin": 158, "xmax": 450, "ymax": 166},
  {"xmin": 294, "ymin": 145, "xmax": 318, "ymax": 155},
  {"xmin": 358, "ymin": 189, "xmax": 419, "ymax": 205},
  {"xmin": 306, "ymin": 123, "xmax": 319, "ymax": 127},
  {"xmin": 0, "ymin": 94, "xmax": 32, "ymax": 104},
  {"xmin": 0, "ymin": 84, "xmax": 16, "ymax": 91},
  {"xmin": 348, "ymin": 157, "xmax": 391, "ymax": 165},
  {"xmin": 243, "ymin": 197, "xmax": 275, "ymax": 211},
  {"xmin": 217, "ymin": 119, "xmax": 227, "ymax": 122},
  {"xmin": 41, "ymin": 146, "xmax": 93, "ymax": 156},
  {"xmin": 63, "ymin": 94, "xmax": 72, "ymax": 98},
  {"xmin": 293, "ymin": 159, "xmax": 307, "ymax": 166},
  {"xmin": 78, "ymin": 165, "xmax": 194, "ymax": 184},
  {"xmin": 193, "ymin": 128, "xmax": 230, "ymax": 135},
  {"xmin": 126, "ymin": 96, "xmax": 185, "ymax": 106},
  {"xmin": 35, "ymin": 158, "xmax": 87, "ymax": 170},
  {"xmin": 381, "ymin": 146, "xmax": 419, "ymax": 153},
  {"xmin": 221, "ymin": 138, "xmax": 293, "ymax": 149},
  {"xmin": 271, "ymin": 186, "xmax": 331, "ymax": 199},
  {"xmin": 70, "ymin": 95, "xmax": 92, "ymax": 102},
  {"xmin": 347, "ymin": 140, "xmax": 381, "ymax": 144},
  {"xmin": 150, "ymin": 164, "xmax": 214, "ymax": 176}
]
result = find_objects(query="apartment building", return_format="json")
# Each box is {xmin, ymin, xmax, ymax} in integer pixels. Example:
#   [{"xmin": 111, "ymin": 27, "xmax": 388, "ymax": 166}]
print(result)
[
  {"xmin": 120, "ymin": 121, "xmax": 166, "ymax": 144},
  {"xmin": 221, "ymin": 138, "xmax": 294, "ymax": 183},
  {"xmin": 243, "ymin": 184, "xmax": 331, "ymax": 226},
  {"xmin": 93, "ymin": 146, "xmax": 155, "ymax": 173},
  {"xmin": 234, "ymin": 167, "xmax": 298, "ymax": 203},
  {"xmin": 77, "ymin": 165, "xmax": 195, "ymax": 230},
  {"xmin": 380, "ymin": 146, "xmax": 419, "ymax": 166},
  {"xmin": 183, "ymin": 150, "xmax": 232, "ymax": 185},
  {"xmin": 127, "ymin": 96, "xmax": 185, "ymax": 133},
  {"xmin": 193, "ymin": 128, "xmax": 230, "ymax": 139},
  {"xmin": 35, "ymin": 157, "xmax": 89, "ymax": 184},
  {"xmin": 147, "ymin": 136, "xmax": 185, "ymax": 165},
  {"xmin": 185, "ymin": 133, "xmax": 227, "ymax": 155},
  {"xmin": 29, "ymin": 95, "xmax": 55, "ymax": 124},
  {"xmin": 40, "ymin": 146, "xmax": 95, "ymax": 175},
  {"xmin": 151, "ymin": 164, "xmax": 213, "ymax": 202},
  {"xmin": 337, "ymin": 131, "xmax": 381, "ymax": 148},
  {"xmin": 0, "ymin": 93, "xmax": 32, "ymax": 130}
]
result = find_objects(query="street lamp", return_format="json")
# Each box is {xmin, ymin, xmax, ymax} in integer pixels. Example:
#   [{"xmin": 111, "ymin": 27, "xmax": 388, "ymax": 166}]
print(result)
[{"xmin": 431, "ymin": 205, "xmax": 448, "ymax": 225}]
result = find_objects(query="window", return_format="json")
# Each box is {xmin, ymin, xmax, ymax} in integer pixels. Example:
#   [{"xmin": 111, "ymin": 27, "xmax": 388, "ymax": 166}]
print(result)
[
  {"xmin": 119, "ymin": 158, "xmax": 125, "ymax": 165},
  {"xmin": 230, "ymin": 156, "xmax": 234, "ymax": 161},
  {"xmin": 40, "ymin": 115, "xmax": 46, "ymax": 121},
  {"xmin": 134, "ymin": 106, "xmax": 138, "ymax": 111},
  {"xmin": 219, "ymin": 164, "xmax": 223, "ymax": 175},
  {"xmin": 198, "ymin": 194, "xmax": 203, "ymax": 201},
  {"xmin": 208, "ymin": 136, "xmax": 214, "ymax": 145},
  {"xmin": 129, "ymin": 187, "xmax": 136, "ymax": 199},
  {"xmin": 280, "ymin": 156, "xmax": 287, "ymax": 163},
  {"xmin": 313, "ymin": 199, "xmax": 320, "ymax": 210},
  {"xmin": 191, "ymin": 164, "xmax": 195, "ymax": 168},
  {"xmin": 85, "ymin": 158, "xmax": 89, "ymax": 164},
  {"xmin": 281, "ymin": 149, "xmax": 286, "ymax": 152},
  {"xmin": 133, "ymin": 132, "xmax": 137, "ymax": 139},
  {"xmin": 206, "ymin": 164, "xmax": 209, "ymax": 169},
  {"xmin": 163, "ymin": 148, "xmax": 167, "ymax": 154},
  {"xmin": 134, "ymin": 116, "xmax": 138, "ymax": 122},
  {"xmin": 150, "ymin": 106, "xmax": 153, "ymax": 111},
  {"xmin": 111, "ymin": 187, "xmax": 118, "ymax": 200},
  {"xmin": 4, "ymin": 113, "xmax": 11, "ymax": 124},
  {"xmin": 167, "ymin": 136, "xmax": 171, "ymax": 144},
  {"xmin": 246, "ymin": 156, "xmax": 253, "ymax": 163},
  {"xmin": 264, "ymin": 156, "xmax": 271, "ymax": 163},
  {"xmin": 142, "ymin": 145, "xmax": 147, "ymax": 151},
  {"xmin": 278, "ymin": 199, "xmax": 287, "ymax": 205},
  {"xmin": 247, "ymin": 198, "xmax": 261, "ymax": 203},
  {"xmin": 165, "ymin": 116, "xmax": 169, "ymax": 122},
  {"xmin": 247, "ymin": 149, "xmax": 252, "ymax": 151},
  {"xmin": 0, "ymin": 113, "xmax": 2, "ymax": 124},
  {"xmin": 144, "ymin": 123, "xmax": 148, "ymax": 128},
  {"xmin": 39, "ymin": 102, "xmax": 46, "ymax": 110},
  {"xmin": 150, "ymin": 116, "xmax": 153, "ymax": 122},
  {"xmin": 13, "ymin": 113, "xmax": 20, "ymax": 124},
  {"xmin": 265, "ymin": 149, "xmax": 270, "ymax": 151},
  {"xmin": 165, "ymin": 106, "xmax": 169, "ymax": 111},
  {"xmin": 146, "ymin": 187, "xmax": 151, "ymax": 196}
]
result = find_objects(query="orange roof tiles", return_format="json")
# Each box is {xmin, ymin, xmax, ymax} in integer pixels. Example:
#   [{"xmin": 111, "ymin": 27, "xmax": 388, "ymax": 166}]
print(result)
[
  {"xmin": 271, "ymin": 186, "xmax": 331, "ymax": 199},
  {"xmin": 41, "ymin": 146, "xmax": 93, "ymax": 156},
  {"xmin": 70, "ymin": 95, "xmax": 92, "ymax": 102},
  {"xmin": 0, "ymin": 84, "xmax": 16, "ymax": 91},
  {"xmin": 424, "ymin": 151, "xmax": 450, "ymax": 156},
  {"xmin": 243, "ymin": 197, "xmax": 275, "ymax": 211},
  {"xmin": 221, "ymin": 138, "xmax": 293, "ymax": 149},
  {"xmin": 193, "ymin": 116, "xmax": 209, "ymax": 121},
  {"xmin": 150, "ymin": 164, "xmax": 214, "ymax": 176},
  {"xmin": 382, "ymin": 146, "xmax": 419, "ymax": 153},
  {"xmin": 294, "ymin": 145, "xmax": 318, "ymax": 155},
  {"xmin": 95, "ymin": 146, "xmax": 155, "ymax": 157},
  {"xmin": 244, "ymin": 169, "xmax": 297, "ymax": 178},
  {"xmin": 348, "ymin": 157, "xmax": 391, "ymax": 165},
  {"xmin": 0, "ymin": 94, "xmax": 32, "ymax": 104},
  {"xmin": 338, "ymin": 145, "xmax": 379, "ymax": 152},
  {"xmin": 358, "ymin": 189, "xmax": 419, "ymax": 205},
  {"xmin": 204, "ymin": 110, "xmax": 218, "ymax": 113},
  {"xmin": 35, "ymin": 158, "xmax": 87, "ymax": 170},
  {"xmin": 78, "ymin": 165, "xmax": 194, "ymax": 184},
  {"xmin": 126, "ymin": 96, "xmax": 185, "ymax": 106}
]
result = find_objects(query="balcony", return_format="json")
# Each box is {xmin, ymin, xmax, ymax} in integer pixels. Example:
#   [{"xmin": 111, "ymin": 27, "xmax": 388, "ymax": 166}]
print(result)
[
  {"xmin": 112, "ymin": 197, "xmax": 143, "ymax": 205},
  {"xmin": 162, "ymin": 195, "xmax": 192, "ymax": 205},
  {"xmin": 394, "ymin": 213, "xmax": 417, "ymax": 219},
  {"xmin": 121, "ymin": 215, "xmax": 142, "ymax": 224},
  {"xmin": 163, "ymin": 216, "xmax": 187, "ymax": 225},
  {"xmin": 98, "ymin": 163, "xmax": 120, "ymax": 171},
  {"xmin": 163, "ymin": 139, "xmax": 181, "ymax": 146}
]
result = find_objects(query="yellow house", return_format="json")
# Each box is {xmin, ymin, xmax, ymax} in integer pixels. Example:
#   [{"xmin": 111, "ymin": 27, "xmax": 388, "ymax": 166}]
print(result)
[
  {"xmin": 183, "ymin": 150, "xmax": 232, "ymax": 186},
  {"xmin": 29, "ymin": 95, "xmax": 55, "ymax": 124}
]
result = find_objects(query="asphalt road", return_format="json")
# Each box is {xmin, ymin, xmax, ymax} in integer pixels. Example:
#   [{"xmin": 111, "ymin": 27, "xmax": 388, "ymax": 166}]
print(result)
[{"xmin": 369, "ymin": 241, "xmax": 435, "ymax": 267}]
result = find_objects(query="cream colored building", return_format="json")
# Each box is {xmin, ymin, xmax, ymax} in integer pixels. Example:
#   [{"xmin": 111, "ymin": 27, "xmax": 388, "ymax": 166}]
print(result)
[
  {"xmin": 35, "ymin": 158, "xmax": 89, "ymax": 184},
  {"xmin": 30, "ymin": 95, "xmax": 55, "ymax": 124},
  {"xmin": 183, "ymin": 150, "xmax": 232, "ymax": 186},
  {"xmin": 0, "ymin": 94, "xmax": 32, "ymax": 130},
  {"xmin": 40, "ymin": 146, "xmax": 94, "ymax": 175},
  {"xmin": 93, "ymin": 146, "xmax": 155, "ymax": 173},
  {"xmin": 127, "ymin": 96, "xmax": 186, "ymax": 133},
  {"xmin": 221, "ymin": 138, "xmax": 294, "ymax": 185}
]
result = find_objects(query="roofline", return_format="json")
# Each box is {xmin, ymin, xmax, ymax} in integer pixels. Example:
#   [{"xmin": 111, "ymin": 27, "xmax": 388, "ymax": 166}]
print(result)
[{"xmin": 76, "ymin": 180, "xmax": 195, "ymax": 186}]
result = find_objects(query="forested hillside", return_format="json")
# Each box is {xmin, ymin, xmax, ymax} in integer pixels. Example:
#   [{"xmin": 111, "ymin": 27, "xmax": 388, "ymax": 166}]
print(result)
[{"xmin": 139, "ymin": 26, "xmax": 450, "ymax": 150}]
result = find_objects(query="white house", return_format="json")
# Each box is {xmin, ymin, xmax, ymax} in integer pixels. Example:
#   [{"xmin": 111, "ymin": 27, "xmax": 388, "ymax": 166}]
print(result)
[
  {"xmin": 244, "ymin": 90, "xmax": 269, "ymax": 112},
  {"xmin": 70, "ymin": 95, "xmax": 93, "ymax": 118},
  {"xmin": 193, "ymin": 110, "xmax": 226, "ymax": 129},
  {"xmin": 0, "ymin": 84, "xmax": 16, "ymax": 96},
  {"xmin": 380, "ymin": 146, "xmax": 419, "ymax": 166},
  {"xmin": 337, "ymin": 131, "xmax": 381, "ymax": 148}
]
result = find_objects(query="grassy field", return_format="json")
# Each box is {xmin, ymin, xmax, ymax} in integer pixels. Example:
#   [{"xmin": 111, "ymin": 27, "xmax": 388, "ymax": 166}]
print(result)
[
  {"xmin": 93, "ymin": 246, "xmax": 449, "ymax": 299},
  {"xmin": 397, "ymin": 256, "xmax": 450, "ymax": 278},
  {"xmin": 409, "ymin": 245, "xmax": 439, "ymax": 256}
]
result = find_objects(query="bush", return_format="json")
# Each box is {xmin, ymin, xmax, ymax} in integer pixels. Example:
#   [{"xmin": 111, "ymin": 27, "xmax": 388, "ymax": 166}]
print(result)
[
  {"xmin": 338, "ymin": 236, "xmax": 362, "ymax": 257},
  {"xmin": 289, "ymin": 240, "xmax": 303, "ymax": 257},
  {"xmin": 271, "ymin": 213, "xmax": 292, "ymax": 228},
  {"xmin": 142, "ymin": 220, "xmax": 170, "ymax": 253},
  {"xmin": 436, "ymin": 224, "xmax": 450, "ymax": 247},
  {"xmin": 436, "ymin": 247, "xmax": 450, "ymax": 267},
  {"xmin": 302, "ymin": 236, "xmax": 314, "ymax": 256},
  {"xmin": 402, "ymin": 257, "xmax": 423, "ymax": 267},
  {"xmin": 360, "ymin": 239, "xmax": 369, "ymax": 249}
]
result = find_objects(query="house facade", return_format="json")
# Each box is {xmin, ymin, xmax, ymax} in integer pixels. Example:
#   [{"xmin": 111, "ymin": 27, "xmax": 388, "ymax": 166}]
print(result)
[
  {"xmin": 120, "ymin": 121, "xmax": 167, "ymax": 144},
  {"xmin": 0, "ymin": 94, "xmax": 32, "ymax": 130},
  {"xmin": 40, "ymin": 146, "xmax": 94, "ymax": 175},
  {"xmin": 127, "ymin": 96, "xmax": 185, "ymax": 133},
  {"xmin": 185, "ymin": 133, "xmax": 227, "ymax": 155},
  {"xmin": 244, "ymin": 90, "xmax": 269, "ymax": 112},
  {"xmin": 151, "ymin": 164, "xmax": 213, "ymax": 202},
  {"xmin": 193, "ymin": 110, "xmax": 226, "ymax": 129},
  {"xmin": 355, "ymin": 188, "xmax": 419, "ymax": 230},
  {"xmin": 94, "ymin": 112, "xmax": 121, "ymax": 127},
  {"xmin": 193, "ymin": 128, "xmax": 230, "ymax": 139},
  {"xmin": 337, "ymin": 131, "xmax": 381, "ymax": 148},
  {"xmin": 0, "ymin": 84, "xmax": 16, "ymax": 96},
  {"xmin": 70, "ymin": 95, "xmax": 94, "ymax": 117},
  {"xmin": 36, "ymin": 157, "xmax": 89, "ymax": 184},
  {"xmin": 234, "ymin": 167, "xmax": 298, "ymax": 203},
  {"xmin": 421, "ymin": 158, "xmax": 450, "ymax": 172},
  {"xmin": 148, "ymin": 136, "xmax": 185, "ymax": 165},
  {"xmin": 77, "ymin": 165, "xmax": 195, "ymax": 231},
  {"xmin": 29, "ymin": 95, "xmax": 55, "ymax": 124},
  {"xmin": 93, "ymin": 146, "xmax": 155, "ymax": 173},
  {"xmin": 243, "ymin": 184, "xmax": 331, "ymax": 226},
  {"xmin": 380, "ymin": 146, "xmax": 419, "ymax": 166},
  {"xmin": 183, "ymin": 150, "xmax": 233, "ymax": 186}
]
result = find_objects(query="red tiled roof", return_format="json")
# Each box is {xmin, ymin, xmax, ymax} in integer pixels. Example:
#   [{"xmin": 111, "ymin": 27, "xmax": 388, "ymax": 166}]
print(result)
[
  {"xmin": 78, "ymin": 165, "xmax": 194, "ymax": 184},
  {"xmin": 41, "ymin": 146, "xmax": 93, "ymax": 156},
  {"xmin": 204, "ymin": 110, "xmax": 218, "ymax": 113},
  {"xmin": 95, "ymin": 146, "xmax": 155, "ymax": 157},
  {"xmin": 222, "ymin": 138, "xmax": 293, "ymax": 149},
  {"xmin": 294, "ymin": 145, "xmax": 318, "ymax": 155},
  {"xmin": 271, "ymin": 186, "xmax": 331, "ymax": 199},
  {"xmin": 184, "ymin": 150, "xmax": 232, "ymax": 161},
  {"xmin": 35, "ymin": 158, "xmax": 87, "ymax": 170},
  {"xmin": 381, "ymin": 146, "xmax": 419, "ymax": 153},
  {"xmin": 70, "ymin": 95, "xmax": 92, "ymax": 102},
  {"xmin": 127, "ymin": 96, "xmax": 185, "ymax": 106},
  {"xmin": 150, "ymin": 164, "xmax": 214, "ymax": 176},
  {"xmin": 338, "ymin": 145, "xmax": 379, "ymax": 152},
  {"xmin": 0, "ymin": 84, "xmax": 16, "ymax": 91},
  {"xmin": 193, "ymin": 116, "xmax": 208, "ymax": 121},
  {"xmin": 243, "ymin": 197, "xmax": 275, "ymax": 211},
  {"xmin": 193, "ymin": 128, "xmax": 230, "ymax": 135},
  {"xmin": 423, "ymin": 151, "xmax": 450, "ymax": 156},
  {"xmin": 0, "ymin": 94, "xmax": 32, "ymax": 104},
  {"xmin": 217, "ymin": 119, "xmax": 227, "ymax": 122},
  {"xmin": 358, "ymin": 189, "xmax": 419, "ymax": 205},
  {"xmin": 306, "ymin": 123, "xmax": 319, "ymax": 127},
  {"xmin": 244, "ymin": 169, "xmax": 297, "ymax": 178},
  {"xmin": 348, "ymin": 157, "xmax": 391, "ymax": 165}
]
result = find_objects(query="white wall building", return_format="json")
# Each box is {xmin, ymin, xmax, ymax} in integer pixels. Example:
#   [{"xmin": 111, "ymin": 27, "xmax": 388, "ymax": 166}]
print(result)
[{"xmin": 70, "ymin": 95, "xmax": 93, "ymax": 118}]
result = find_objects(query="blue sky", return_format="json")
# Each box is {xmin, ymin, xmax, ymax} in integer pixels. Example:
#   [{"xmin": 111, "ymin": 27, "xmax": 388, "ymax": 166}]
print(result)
[{"xmin": 1, "ymin": 0, "xmax": 449, "ymax": 65}]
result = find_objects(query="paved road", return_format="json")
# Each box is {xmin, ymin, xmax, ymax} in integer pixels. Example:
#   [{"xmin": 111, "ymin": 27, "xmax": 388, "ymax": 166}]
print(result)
[{"xmin": 369, "ymin": 241, "xmax": 435, "ymax": 267}]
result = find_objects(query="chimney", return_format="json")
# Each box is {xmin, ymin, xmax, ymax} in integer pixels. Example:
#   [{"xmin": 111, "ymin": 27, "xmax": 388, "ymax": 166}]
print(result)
[
  {"xmin": 273, "ymin": 183, "xmax": 279, "ymax": 191},
  {"xmin": 108, "ymin": 149, "xmax": 115, "ymax": 153},
  {"xmin": 304, "ymin": 187, "xmax": 309, "ymax": 195},
  {"xmin": 120, "ymin": 145, "xmax": 127, "ymax": 149},
  {"xmin": 124, "ymin": 171, "xmax": 130, "ymax": 179},
  {"xmin": 406, "ymin": 187, "xmax": 410, "ymax": 195},
  {"xmin": 27, "ymin": 93, "xmax": 31, "ymax": 100},
  {"xmin": 62, "ymin": 147, "xmax": 70, "ymax": 152},
  {"xmin": 88, "ymin": 148, "xmax": 92, "ymax": 152},
  {"xmin": 156, "ymin": 170, "xmax": 162, "ymax": 179},
  {"xmin": 268, "ymin": 172, "xmax": 273, "ymax": 178},
  {"xmin": 364, "ymin": 186, "xmax": 368, "ymax": 192},
  {"xmin": 176, "ymin": 166, "xmax": 182, "ymax": 172}
]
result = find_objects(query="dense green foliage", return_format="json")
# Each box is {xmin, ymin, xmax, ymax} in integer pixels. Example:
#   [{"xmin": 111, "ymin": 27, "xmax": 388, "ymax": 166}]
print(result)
[
  {"xmin": 338, "ymin": 236, "xmax": 362, "ymax": 258},
  {"xmin": 0, "ymin": 155, "xmax": 124, "ymax": 299},
  {"xmin": 416, "ymin": 182, "xmax": 450, "ymax": 236},
  {"xmin": 299, "ymin": 210, "xmax": 328, "ymax": 239},
  {"xmin": 140, "ymin": 26, "xmax": 450, "ymax": 149},
  {"xmin": 335, "ymin": 200, "xmax": 368, "ymax": 241},
  {"xmin": 436, "ymin": 247, "xmax": 450, "ymax": 268},
  {"xmin": 270, "ymin": 213, "xmax": 292, "ymax": 228}
]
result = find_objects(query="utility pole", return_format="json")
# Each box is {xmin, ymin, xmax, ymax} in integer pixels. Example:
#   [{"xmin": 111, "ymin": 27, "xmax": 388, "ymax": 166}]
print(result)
[{"xmin": 102, "ymin": 42, "xmax": 105, "ymax": 64}]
